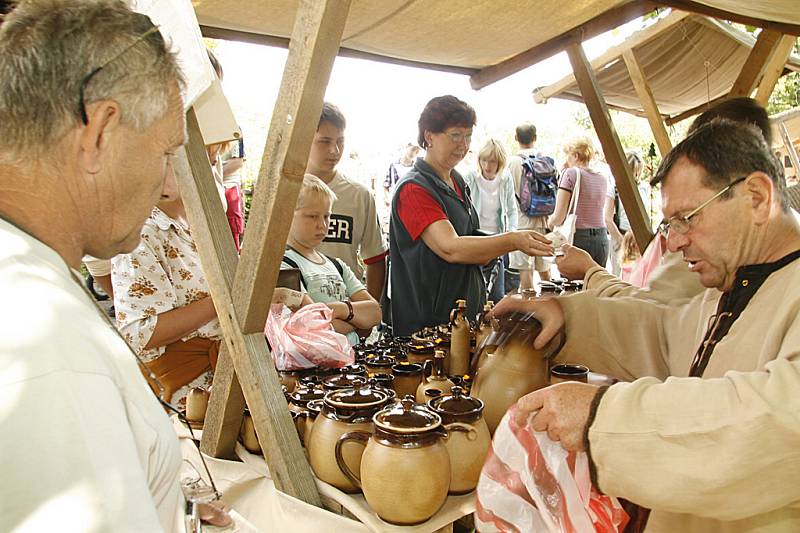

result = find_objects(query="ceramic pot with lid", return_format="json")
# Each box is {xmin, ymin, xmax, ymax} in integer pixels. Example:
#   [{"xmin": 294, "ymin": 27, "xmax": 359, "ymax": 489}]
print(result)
[
  {"xmin": 471, "ymin": 312, "xmax": 564, "ymax": 434},
  {"xmin": 307, "ymin": 384, "xmax": 389, "ymax": 493},
  {"xmin": 416, "ymin": 350, "xmax": 455, "ymax": 403},
  {"xmin": 365, "ymin": 354, "xmax": 395, "ymax": 377},
  {"xmin": 427, "ymin": 386, "xmax": 490, "ymax": 494},
  {"xmin": 406, "ymin": 340, "xmax": 436, "ymax": 366},
  {"xmin": 322, "ymin": 373, "xmax": 368, "ymax": 392},
  {"xmin": 335, "ymin": 397, "xmax": 453, "ymax": 525}
]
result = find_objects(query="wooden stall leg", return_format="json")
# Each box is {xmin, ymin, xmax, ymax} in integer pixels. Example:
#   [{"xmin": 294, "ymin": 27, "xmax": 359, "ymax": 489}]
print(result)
[
  {"xmin": 622, "ymin": 49, "xmax": 672, "ymax": 157},
  {"xmin": 754, "ymin": 35, "xmax": 797, "ymax": 105}
]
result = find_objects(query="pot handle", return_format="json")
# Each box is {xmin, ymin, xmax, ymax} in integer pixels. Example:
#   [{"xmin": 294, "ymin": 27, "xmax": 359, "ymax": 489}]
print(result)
[
  {"xmin": 334, "ymin": 431, "xmax": 370, "ymax": 489},
  {"xmin": 443, "ymin": 422, "xmax": 478, "ymax": 442}
]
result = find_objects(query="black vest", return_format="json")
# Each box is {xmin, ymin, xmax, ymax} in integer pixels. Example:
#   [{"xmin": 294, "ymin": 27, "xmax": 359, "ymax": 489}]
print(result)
[{"xmin": 389, "ymin": 159, "xmax": 486, "ymax": 336}]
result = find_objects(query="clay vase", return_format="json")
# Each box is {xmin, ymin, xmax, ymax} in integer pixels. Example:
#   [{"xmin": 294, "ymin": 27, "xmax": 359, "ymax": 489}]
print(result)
[
  {"xmin": 336, "ymin": 397, "xmax": 451, "ymax": 525},
  {"xmin": 391, "ymin": 362, "xmax": 423, "ymax": 398},
  {"xmin": 449, "ymin": 299, "xmax": 471, "ymax": 377},
  {"xmin": 185, "ymin": 387, "xmax": 210, "ymax": 426},
  {"xmin": 416, "ymin": 350, "xmax": 455, "ymax": 403},
  {"xmin": 471, "ymin": 312, "xmax": 565, "ymax": 434},
  {"xmin": 427, "ymin": 386, "xmax": 491, "ymax": 494},
  {"xmin": 307, "ymin": 384, "xmax": 389, "ymax": 493}
]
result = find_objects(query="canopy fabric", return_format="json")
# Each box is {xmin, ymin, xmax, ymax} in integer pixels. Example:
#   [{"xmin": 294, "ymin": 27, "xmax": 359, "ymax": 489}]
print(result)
[
  {"xmin": 193, "ymin": 0, "xmax": 633, "ymax": 71},
  {"xmin": 193, "ymin": 1, "xmax": 800, "ymax": 86},
  {"xmin": 534, "ymin": 14, "xmax": 800, "ymax": 118}
]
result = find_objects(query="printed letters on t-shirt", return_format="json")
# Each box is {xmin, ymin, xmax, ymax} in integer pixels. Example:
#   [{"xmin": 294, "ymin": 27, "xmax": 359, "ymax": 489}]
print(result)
[{"xmin": 325, "ymin": 214, "xmax": 354, "ymax": 244}]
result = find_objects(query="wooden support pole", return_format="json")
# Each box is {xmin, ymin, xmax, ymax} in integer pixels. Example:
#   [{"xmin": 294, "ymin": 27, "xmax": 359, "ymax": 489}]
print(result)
[
  {"xmin": 177, "ymin": 109, "xmax": 321, "ymax": 506},
  {"xmin": 565, "ymin": 41, "xmax": 652, "ymax": 252},
  {"xmin": 728, "ymin": 29, "xmax": 782, "ymax": 98},
  {"xmin": 780, "ymin": 123, "xmax": 800, "ymax": 175},
  {"xmin": 232, "ymin": 0, "xmax": 352, "ymax": 334},
  {"xmin": 622, "ymin": 49, "xmax": 672, "ymax": 157},
  {"xmin": 754, "ymin": 35, "xmax": 797, "ymax": 105}
]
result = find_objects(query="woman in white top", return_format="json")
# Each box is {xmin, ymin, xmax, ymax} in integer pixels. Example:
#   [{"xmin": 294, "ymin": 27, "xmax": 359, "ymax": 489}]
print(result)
[{"xmin": 463, "ymin": 139, "xmax": 519, "ymax": 301}]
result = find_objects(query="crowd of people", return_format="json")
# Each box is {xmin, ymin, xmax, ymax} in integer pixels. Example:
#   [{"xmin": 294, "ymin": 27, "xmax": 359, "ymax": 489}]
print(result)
[{"xmin": 3, "ymin": 0, "xmax": 800, "ymax": 531}]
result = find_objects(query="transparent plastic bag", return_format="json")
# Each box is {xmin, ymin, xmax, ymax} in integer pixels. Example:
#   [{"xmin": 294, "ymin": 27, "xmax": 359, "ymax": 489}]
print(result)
[
  {"xmin": 264, "ymin": 303, "xmax": 354, "ymax": 370},
  {"xmin": 476, "ymin": 405, "xmax": 628, "ymax": 533}
]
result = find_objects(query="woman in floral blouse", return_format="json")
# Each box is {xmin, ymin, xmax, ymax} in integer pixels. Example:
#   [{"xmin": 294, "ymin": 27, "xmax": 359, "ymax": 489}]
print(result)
[{"xmin": 112, "ymin": 163, "xmax": 221, "ymax": 406}]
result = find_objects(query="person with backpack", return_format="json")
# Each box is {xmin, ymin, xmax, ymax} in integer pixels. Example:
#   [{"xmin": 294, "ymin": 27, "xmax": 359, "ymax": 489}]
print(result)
[
  {"xmin": 463, "ymin": 139, "xmax": 519, "ymax": 302},
  {"xmin": 283, "ymin": 175, "xmax": 382, "ymax": 345},
  {"xmin": 549, "ymin": 137, "xmax": 610, "ymax": 266},
  {"xmin": 508, "ymin": 123, "xmax": 559, "ymax": 289}
]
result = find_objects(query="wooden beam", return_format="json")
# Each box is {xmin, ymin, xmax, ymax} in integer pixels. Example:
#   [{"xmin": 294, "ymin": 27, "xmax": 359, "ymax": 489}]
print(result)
[
  {"xmin": 622, "ymin": 49, "xmax": 673, "ymax": 156},
  {"xmin": 200, "ymin": 25, "xmax": 478, "ymax": 77},
  {"xmin": 755, "ymin": 35, "xmax": 797, "ymax": 105},
  {"xmin": 771, "ymin": 106, "xmax": 800, "ymax": 124},
  {"xmin": 199, "ymin": 345, "xmax": 245, "ymax": 460},
  {"xmin": 780, "ymin": 123, "xmax": 800, "ymax": 174},
  {"xmin": 534, "ymin": 10, "xmax": 692, "ymax": 102},
  {"xmin": 728, "ymin": 28, "xmax": 782, "ymax": 98},
  {"xmin": 470, "ymin": 0, "xmax": 659, "ymax": 90},
  {"xmin": 231, "ymin": 0, "xmax": 352, "ymax": 334},
  {"xmin": 177, "ymin": 110, "xmax": 321, "ymax": 506},
  {"xmin": 565, "ymin": 42, "xmax": 653, "ymax": 251},
  {"xmin": 657, "ymin": 0, "xmax": 800, "ymax": 36},
  {"xmin": 664, "ymin": 93, "xmax": 728, "ymax": 126},
  {"xmin": 532, "ymin": 88, "xmax": 651, "ymax": 118}
]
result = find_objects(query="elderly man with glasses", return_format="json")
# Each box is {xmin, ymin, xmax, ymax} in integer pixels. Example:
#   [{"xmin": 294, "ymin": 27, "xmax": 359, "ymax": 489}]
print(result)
[
  {"xmin": 0, "ymin": 1, "xmax": 229, "ymax": 530},
  {"xmin": 493, "ymin": 118, "xmax": 800, "ymax": 532}
]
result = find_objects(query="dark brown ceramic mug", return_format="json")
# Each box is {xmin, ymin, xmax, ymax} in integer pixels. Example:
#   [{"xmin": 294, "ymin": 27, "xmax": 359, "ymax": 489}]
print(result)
[{"xmin": 550, "ymin": 363, "xmax": 589, "ymax": 384}]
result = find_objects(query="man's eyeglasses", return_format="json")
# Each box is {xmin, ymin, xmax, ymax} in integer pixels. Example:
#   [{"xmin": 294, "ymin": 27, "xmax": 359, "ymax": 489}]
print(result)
[
  {"xmin": 444, "ymin": 131, "xmax": 473, "ymax": 145},
  {"xmin": 78, "ymin": 25, "xmax": 160, "ymax": 125},
  {"xmin": 657, "ymin": 176, "xmax": 747, "ymax": 238}
]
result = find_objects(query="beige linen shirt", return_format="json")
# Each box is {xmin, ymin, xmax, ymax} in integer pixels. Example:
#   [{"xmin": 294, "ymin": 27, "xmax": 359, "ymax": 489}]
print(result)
[
  {"xmin": 0, "ymin": 218, "xmax": 185, "ymax": 531},
  {"xmin": 112, "ymin": 207, "xmax": 220, "ymax": 405},
  {"xmin": 557, "ymin": 258, "xmax": 800, "ymax": 532}
]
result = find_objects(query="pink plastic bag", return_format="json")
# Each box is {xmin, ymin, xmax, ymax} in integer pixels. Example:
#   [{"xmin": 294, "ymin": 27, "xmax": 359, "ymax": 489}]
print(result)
[
  {"xmin": 476, "ymin": 405, "xmax": 628, "ymax": 533},
  {"xmin": 264, "ymin": 303, "xmax": 354, "ymax": 371},
  {"xmin": 626, "ymin": 234, "xmax": 665, "ymax": 288}
]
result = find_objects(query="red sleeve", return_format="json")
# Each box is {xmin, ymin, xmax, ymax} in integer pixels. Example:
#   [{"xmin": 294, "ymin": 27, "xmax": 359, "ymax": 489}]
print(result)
[
  {"xmin": 363, "ymin": 250, "xmax": 389, "ymax": 265},
  {"xmin": 397, "ymin": 183, "xmax": 448, "ymax": 241}
]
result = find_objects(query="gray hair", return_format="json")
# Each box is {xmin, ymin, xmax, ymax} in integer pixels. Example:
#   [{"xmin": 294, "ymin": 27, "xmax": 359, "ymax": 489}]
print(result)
[{"xmin": 0, "ymin": 0, "xmax": 184, "ymax": 162}]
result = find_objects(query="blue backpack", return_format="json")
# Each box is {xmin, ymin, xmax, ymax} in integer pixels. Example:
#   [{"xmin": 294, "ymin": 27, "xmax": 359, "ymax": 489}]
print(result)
[{"xmin": 517, "ymin": 154, "xmax": 558, "ymax": 217}]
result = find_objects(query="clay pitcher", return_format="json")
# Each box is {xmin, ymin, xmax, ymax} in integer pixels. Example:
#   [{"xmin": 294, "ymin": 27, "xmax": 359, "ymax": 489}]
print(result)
[
  {"xmin": 335, "ymin": 397, "xmax": 452, "ymax": 525},
  {"xmin": 471, "ymin": 312, "xmax": 564, "ymax": 434}
]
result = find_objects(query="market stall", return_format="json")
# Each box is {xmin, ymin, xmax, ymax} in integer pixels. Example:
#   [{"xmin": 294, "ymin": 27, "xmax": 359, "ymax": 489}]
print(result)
[{"xmin": 166, "ymin": 0, "xmax": 800, "ymax": 530}]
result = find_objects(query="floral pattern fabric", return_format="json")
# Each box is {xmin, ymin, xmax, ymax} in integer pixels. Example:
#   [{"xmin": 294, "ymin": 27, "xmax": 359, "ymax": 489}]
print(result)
[{"xmin": 112, "ymin": 207, "xmax": 220, "ymax": 405}]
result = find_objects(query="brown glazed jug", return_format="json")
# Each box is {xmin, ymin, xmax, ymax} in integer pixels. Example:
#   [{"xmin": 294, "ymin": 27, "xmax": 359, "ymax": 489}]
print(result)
[
  {"xmin": 416, "ymin": 350, "xmax": 455, "ymax": 403},
  {"xmin": 470, "ymin": 312, "xmax": 565, "ymax": 434},
  {"xmin": 449, "ymin": 299, "xmax": 471, "ymax": 377},
  {"xmin": 307, "ymin": 384, "xmax": 389, "ymax": 493},
  {"xmin": 427, "ymin": 386, "xmax": 491, "ymax": 494},
  {"xmin": 335, "ymin": 397, "xmax": 452, "ymax": 525}
]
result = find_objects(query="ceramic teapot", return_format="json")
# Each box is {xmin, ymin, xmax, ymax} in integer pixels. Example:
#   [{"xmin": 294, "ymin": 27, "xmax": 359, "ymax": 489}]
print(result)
[
  {"xmin": 306, "ymin": 384, "xmax": 389, "ymax": 493},
  {"xmin": 335, "ymin": 397, "xmax": 455, "ymax": 525},
  {"xmin": 427, "ymin": 386, "xmax": 490, "ymax": 494},
  {"xmin": 416, "ymin": 350, "xmax": 455, "ymax": 403},
  {"xmin": 470, "ymin": 312, "xmax": 564, "ymax": 433}
]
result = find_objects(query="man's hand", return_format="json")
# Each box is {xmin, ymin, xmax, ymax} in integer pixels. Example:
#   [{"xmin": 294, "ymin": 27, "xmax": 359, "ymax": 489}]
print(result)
[
  {"xmin": 199, "ymin": 500, "xmax": 233, "ymax": 527},
  {"xmin": 491, "ymin": 295, "xmax": 565, "ymax": 349},
  {"xmin": 511, "ymin": 230, "xmax": 554, "ymax": 257},
  {"xmin": 555, "ymin": 244, "xmax": 598, "ymax": 281},
  {"xmin": 514, "ymin": 382, "xmax": 600, "ymax": 451}
]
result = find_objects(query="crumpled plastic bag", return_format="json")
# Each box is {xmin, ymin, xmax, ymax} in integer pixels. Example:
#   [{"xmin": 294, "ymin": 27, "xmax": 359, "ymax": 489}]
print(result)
[
  {"xmin": 264, "ymin": 303, "xmax": 354, "ymax": 371},
  {"xmin": 476, "ymin": 405, "xmax": 628, "ymax": 533},
  {"xmin": 626, "ymin": 234, "xmax": 665, "ymax": 288}
]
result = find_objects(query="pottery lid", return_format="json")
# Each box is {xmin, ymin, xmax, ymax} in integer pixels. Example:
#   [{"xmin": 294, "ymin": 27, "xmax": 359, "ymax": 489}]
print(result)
[
  {"xmin": 306, "ymin": 399, "xmax": 324, "ymax": 414},
  {"xmin": 392, "ymin": 361, "xmax": 422, "ymax": 374},
  {"xmin": 408, "ymin": 340, "xmax": 436, "ymax": 353},
  {"xmin": 374, "ymin": 396, "xmax": 441, "ymax": 434},
  {"xmin": 365, "ymin": 354, "xmax": 394, "ymax": 367},
  {"xmin": 427, "ymin": 386, "xmax": 483, "ymax": 422},
  {"xmin": 339, "ymin": 363, "xmax": 367, "ymax": 375},
  {"xmin": 322, "ymin": 373, "xmax": 367, "ymax": 390},
  {"xmin": 325, "ymin": 383, "xmax": 388, "ymax": 409},
  {"xmin": 288, "ymin": 386, "xmax": 325, "ymax": 405}
]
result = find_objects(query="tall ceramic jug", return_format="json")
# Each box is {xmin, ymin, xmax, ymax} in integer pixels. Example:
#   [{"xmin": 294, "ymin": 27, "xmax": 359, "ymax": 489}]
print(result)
[
  {"xmin": 416, "ymin": 350, "xmax": 455, "ymax": 403},
  {"xmin": 470, "ymin": 312, "xmax": 564, "ymax": 434},
  {"xmin": 449, "ymin": 299, "xmax": 471, "ymax": 377}
]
